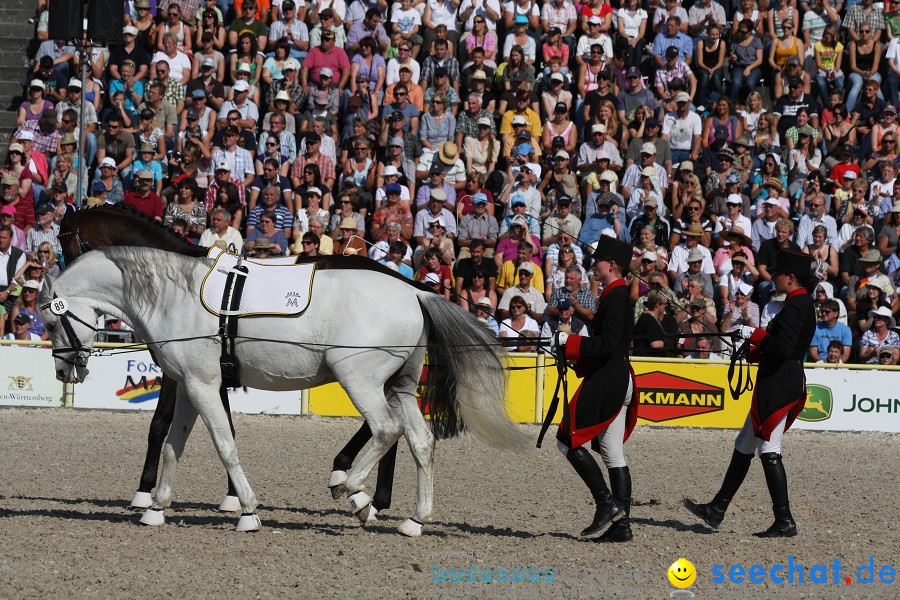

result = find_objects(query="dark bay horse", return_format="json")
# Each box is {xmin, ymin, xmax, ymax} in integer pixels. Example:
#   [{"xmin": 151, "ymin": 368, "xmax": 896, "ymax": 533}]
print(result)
[{"xmin": 59, "ymin": 205, "xmax": 398, "ymax": 513}]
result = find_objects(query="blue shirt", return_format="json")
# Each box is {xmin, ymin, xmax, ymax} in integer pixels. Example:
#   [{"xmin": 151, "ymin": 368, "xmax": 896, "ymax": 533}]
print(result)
[
  {"xmin": 652, "ymin": 32, "xmax": 694, "ymax": 63},
  {"xmin": 811, "ymin": 321, "xmax": 852, "ymax": 357},
  {"xmin": 379, "ymin": 258, "xmax": 415, "ymax": 279},
  {"xmin": 578, "ymin": 213, "xmax": 632, "ymax": 253}
]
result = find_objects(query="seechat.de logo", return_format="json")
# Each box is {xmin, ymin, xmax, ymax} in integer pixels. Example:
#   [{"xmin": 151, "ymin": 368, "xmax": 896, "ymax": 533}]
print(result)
[
  {"xmin": 637, "ymin": 371, "xmax": 725, "ymax": 423},
  {"xmin": 798, "ymin": 385, "xmax": 833, "ymax": 422}
]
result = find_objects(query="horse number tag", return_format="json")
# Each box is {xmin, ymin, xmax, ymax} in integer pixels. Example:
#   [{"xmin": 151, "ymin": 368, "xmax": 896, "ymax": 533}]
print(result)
[{"xmin": 50, "ymin": 298, "xmax": 69, "ymax": 315}]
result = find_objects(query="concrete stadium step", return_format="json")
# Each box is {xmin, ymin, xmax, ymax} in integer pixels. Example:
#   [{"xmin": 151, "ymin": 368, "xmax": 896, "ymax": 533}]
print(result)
[{"xmin": 0, "ymin": 23, "xmax": 36, "ymax": 39}]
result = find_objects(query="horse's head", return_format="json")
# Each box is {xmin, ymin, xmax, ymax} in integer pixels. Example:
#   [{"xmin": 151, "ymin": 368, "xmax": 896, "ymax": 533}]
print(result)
[{"xmin": 38, "ymin": 274, "xmax": 96, "ymax": 383}]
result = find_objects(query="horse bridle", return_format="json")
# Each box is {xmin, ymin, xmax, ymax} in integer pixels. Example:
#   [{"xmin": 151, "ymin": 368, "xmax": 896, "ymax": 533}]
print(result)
[
  {"xmin": 40, "ymin": 294, "xmax": 98, "ymax": 368},
  {"xmin": 57, "ymin": 215, "xmax": 94, "ymax": 263}
]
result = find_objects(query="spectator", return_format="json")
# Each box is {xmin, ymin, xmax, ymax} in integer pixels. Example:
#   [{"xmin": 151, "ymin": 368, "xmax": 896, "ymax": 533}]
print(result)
[
  {"xmin": 542, "ymin": 297, "xmax": 589, "ymax": 341},
  {"xmin": 246, "ymin": 210, "xmax": 289, "ymax": 255},
  {"xmin": 809, "ymin": 299, "xmax": 853, "ymax": 362},
  {"xmin": 498, "ymin": 294, "xmax": 540, "ymax": 351},
  {"xmin": 633, "ymin": 290, "xmax": 678, "ymax": 357},
  {"xmin": 3, "ymin": 313, "xmax": 41, "ymax": 342},
  {"xmin": 687, "ymin": 336, "xmax": 723, "ymax": 360},
  {"xmin": 720, "ymin": 281, "xmax": 759, "ymax": 333},
  {"xmin": 859, "ymin": 306, "xmax": 900, "ymax": 363}
]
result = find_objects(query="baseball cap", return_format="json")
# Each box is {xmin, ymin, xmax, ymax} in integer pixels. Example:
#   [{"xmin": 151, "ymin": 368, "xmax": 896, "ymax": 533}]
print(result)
[
  {"xmin": 640, "ymin": 142, "xmax": 657, "ymax": 155},
  {"xmin": 123, "ymin": 25, "xmax": 138, "ymax": 36},
  {"xmin": 557, "ymin": 297, "xmax": 573, "ymax": 310},
  {"xmin": 0, "ymin": 205, "xmax": 15, "ymax": 215},
  {"xmin": 201, "ymin": 57, "xmax": 215, "ymax": 69},
  {"xmin": 191, "ymin": 88, "xmax": 207, "ymax": 98},
  {"xmin": 232, "ymin": 80, "xmax": 250, "ymax": 92},
  {"xmin": 665, "ymin": 46, "xmax": 679, "ymax": 58},
  {"xmin": 319, "ymin": 67, "xmax": 334, "ymax": 78},
  {"xmin": 511, "ymin": 195, "xmax": 526, "ymax": 206},
  {"xmin": 626, "ymin": 66, "xmax": 641, "ymax": 78},
  {"xmin": 385, "ymin": 182, "xmax": 402, "ymax": 195},
  {"xmin": 473, "ymin": 193, "xmax": 488, "ymax": 205},
  {"xmin": 675, "ymin": 91, "xmax": 691, "ymax": 103},
  {"xmin": 67, "ymin": 77, "xmax": 82, "ymax": 89},
  {"xmin": 390, "ymin": 136, "xmax": 405, "ymax": 147},
  {"xmin": 99, "ymin": 157, "xmax": 116, "ymax": 169},
  {"xmin": 91, "ymin": 180, "xmax": 107, "ymax": 193}
]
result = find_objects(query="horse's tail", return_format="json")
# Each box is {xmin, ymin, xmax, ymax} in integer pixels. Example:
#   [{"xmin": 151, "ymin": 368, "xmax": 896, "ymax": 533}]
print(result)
[{"xmin": 417, "ymin": 294, "xmax": 527, "ymax": 451}]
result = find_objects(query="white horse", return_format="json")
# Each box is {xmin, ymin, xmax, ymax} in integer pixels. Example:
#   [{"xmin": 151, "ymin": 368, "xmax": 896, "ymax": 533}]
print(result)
[{"xmin": 39, "ymin": 247, "xmax": 524, "ymax": 536}]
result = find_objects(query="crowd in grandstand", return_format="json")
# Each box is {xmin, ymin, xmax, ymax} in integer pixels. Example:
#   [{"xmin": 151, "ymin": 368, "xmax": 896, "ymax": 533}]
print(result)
[{"xmin": 2, "ymin": 0, "xmax": 900, "ymax": 363}]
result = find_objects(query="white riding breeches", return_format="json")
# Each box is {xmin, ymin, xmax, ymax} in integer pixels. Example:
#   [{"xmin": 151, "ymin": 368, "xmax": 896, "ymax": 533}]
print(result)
[
  {"xmin": 558, "ymin": 376, "xmax": 633, "ymax": 468},
  {"xmin": 734, "ymin": 411, "xmax": 787, "ymax": 456}
]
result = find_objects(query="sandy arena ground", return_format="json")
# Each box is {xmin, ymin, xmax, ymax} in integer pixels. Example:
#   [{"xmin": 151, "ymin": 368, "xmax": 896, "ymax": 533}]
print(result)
[{"xmin": 0, "ymin": 407, "xmax": 898, "ymax": 599}]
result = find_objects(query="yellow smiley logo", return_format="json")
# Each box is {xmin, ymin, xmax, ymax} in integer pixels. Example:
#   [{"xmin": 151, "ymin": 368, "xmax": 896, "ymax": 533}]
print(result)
[{"xmin": 668, "ymin": 558, "xmax": 697, "ymax": 589}]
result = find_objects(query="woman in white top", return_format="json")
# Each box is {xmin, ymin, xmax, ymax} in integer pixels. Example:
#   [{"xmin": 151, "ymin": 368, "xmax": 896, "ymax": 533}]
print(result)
[
  {"xmin": 499, "ymin": 295, "xmax": 540, "ymax": 352},
  {"xmin": 617, "ymin": 0, "xmax": 647, "ymax": 69}
]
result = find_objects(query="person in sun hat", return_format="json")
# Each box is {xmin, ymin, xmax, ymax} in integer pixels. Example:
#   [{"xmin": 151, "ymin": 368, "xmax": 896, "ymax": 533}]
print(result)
[{"xmin": 686, "ymin": 247, "xmax": 816, "ymax": 539}]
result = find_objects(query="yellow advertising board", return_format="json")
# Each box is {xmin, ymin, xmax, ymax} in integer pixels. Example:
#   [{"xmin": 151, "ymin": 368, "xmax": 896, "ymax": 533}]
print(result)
[
  {"xmin": 539, "ymin": 359, "xmax": 754, "ymax": 429},
  {"xmin": 307, "ymin": 356, "xmax": 753, "ymax": 429}
]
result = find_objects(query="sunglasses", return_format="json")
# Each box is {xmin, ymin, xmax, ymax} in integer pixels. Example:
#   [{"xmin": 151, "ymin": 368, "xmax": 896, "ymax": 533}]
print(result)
[
  {"xmin": 302, "ymin": 240, "xmax": 316, "ymax": 245},
  {"xmin": 266, "ymin": 141, "xmax": 278, "ymax": 147}
]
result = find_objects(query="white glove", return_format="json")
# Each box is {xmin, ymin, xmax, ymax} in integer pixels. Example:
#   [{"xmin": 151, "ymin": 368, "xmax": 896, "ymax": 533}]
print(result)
[
  {"xmin": 556, "ymin": 331, "xmax": 569, "ymax": 350},
  {"xmin": 737, "ymin": 325, "xmax": 756, "ymax": 341}
]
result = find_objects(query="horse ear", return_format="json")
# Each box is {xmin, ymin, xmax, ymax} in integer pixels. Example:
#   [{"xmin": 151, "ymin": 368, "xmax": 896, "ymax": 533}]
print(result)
[{"xmin": 38, "ymin": 274, "xmax": 54, "ymax": 307}]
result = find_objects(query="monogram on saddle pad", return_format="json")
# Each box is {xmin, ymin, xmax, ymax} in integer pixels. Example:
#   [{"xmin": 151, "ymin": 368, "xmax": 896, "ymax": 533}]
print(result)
[{"xmin": 200, "ymin": 246, "xmax": 316, "ymax": 317}]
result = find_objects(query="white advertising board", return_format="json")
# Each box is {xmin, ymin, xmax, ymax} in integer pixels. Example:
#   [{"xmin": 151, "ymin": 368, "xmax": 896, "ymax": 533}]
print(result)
[
  {"xmin": 73, "ymin": 350, "xmax": 302, "ymax": 414},
  {"xmin": 0, "ymin": 346, "xmax": 64, "ymax": 407},
  {"xmin": 793, "ymin": 367, "xmax": 900, "ymax": 432}
]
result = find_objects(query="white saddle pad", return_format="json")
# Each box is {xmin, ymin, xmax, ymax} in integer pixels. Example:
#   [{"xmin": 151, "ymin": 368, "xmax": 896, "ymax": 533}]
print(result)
[{"xmin": 200, "ymin": 247, "xmax": 316, "ymax": 317}]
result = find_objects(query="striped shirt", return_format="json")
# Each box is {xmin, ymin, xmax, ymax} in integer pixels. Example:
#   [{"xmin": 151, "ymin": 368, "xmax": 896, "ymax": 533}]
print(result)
[{"xmin": 26, "ymin": 223, "xmax": 60, "ymax": 254}]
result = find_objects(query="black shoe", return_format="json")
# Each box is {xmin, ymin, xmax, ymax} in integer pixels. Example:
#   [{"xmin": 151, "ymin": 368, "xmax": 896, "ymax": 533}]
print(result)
[
  {"xmin": 753, "ymin": 518, "xmax": 797, "ymax": 538},
  {"xmin": 580, "ymin": 502, "xmax": 625, "ymax": 537},
  {"xmin": 598, "ymin": 520, "xmax": 633, "ymax": 542},
  {"xmin": 683, "ymin": 498, "xmax": 725, "ymax": 529}
]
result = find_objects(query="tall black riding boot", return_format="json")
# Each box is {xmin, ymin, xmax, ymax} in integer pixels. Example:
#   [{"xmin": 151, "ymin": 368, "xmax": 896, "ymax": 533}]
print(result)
[
  {"xmin": 754, "ymin": 452, "xmax": 797, "ymax": 538},
  {"xmin": 599, "ymin": 466, "xmax": 633, "ymax": 542},
  {"xmin": 684, "ymin": 449, "xmax": 753, "ymax": 529},
  {"xmin": 566, "ymin": 447, "xmax": 624, "ymax": 537}
]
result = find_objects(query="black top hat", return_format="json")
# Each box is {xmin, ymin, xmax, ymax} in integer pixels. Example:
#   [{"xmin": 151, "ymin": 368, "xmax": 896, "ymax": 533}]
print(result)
[
  {"xmin": 592, "ymin": 235, "xmax": 633, "ymax": 270},
  {"xmin": 769, "ymin": 248, "xmax": 814, "ymax": 280}
]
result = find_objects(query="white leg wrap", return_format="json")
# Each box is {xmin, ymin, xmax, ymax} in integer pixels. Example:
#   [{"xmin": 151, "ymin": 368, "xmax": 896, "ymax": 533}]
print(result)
[
  {"xmin": 398, "ymin": 518, "xmax": 423, "ymax": 537},
  {"xmin": 139, "ymin": 507, "xmax": 165, "ymax": 526},
  {"xmin": 218, "ymin": 495, "xmax": 241, "ymax": 513},
  {"xmin": 347, "ymin": 490, "xmax": 372, "ymax": 513},
  {"xmin": 329, "ymin": 470, "xmax": 348, "ymax": 487},
  {"xmin": 130, "ymin": 491, "xmax": 153, "ymax": 509},
  {"xmin": 235, "ymin": 513, "xmax": 262, "ymax": 532},
  {"xmin": 330, "ymin": 470, "xmax": 348, "ymax": 499},
  {"xmin": 365, "ymin": 506, "xmax": 378, "ymax": 523}
]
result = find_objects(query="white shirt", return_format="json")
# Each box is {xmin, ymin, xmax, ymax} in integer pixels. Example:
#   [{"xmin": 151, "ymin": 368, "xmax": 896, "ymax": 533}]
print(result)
[
  {"xmin": 427, "ymin": 0, "xmax": 458, "ymax": 28},
  {"xmin": 662, "ymin": 110, "xmax": 703, "ymax": 151},
  {"xmin": 668, "ymin": 243, "xmax": 715, "ymax": 276},
  {"xmin": 390, "ymin": 6, "xmax": 422, "ymax": 35},
  {"xmin": 385, "ymin": 58, "xmax": 421, "ymax": 86},
  {"xmin": 458, "ymin": 0, "xmax": 502, "ymax": 31},
  {"xmin": 199, "ymin": 226, "xmax": 244, "ymax": 252},
  {"xmin": 0, "ymin": 247, "xmax": 26, "ymax": 287},
  {"xmin": 618, "ymin": 8, "xmax": 647, "ymax": 38},
  {"xmin": 576, "ymin": 33, "xmax": 613, "ymax": 61}
]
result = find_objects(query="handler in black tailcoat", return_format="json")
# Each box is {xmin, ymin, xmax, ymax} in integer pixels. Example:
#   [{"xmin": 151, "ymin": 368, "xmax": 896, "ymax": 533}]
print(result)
[
  {"xmin": 556, "ymin": 235, "xmax": 639, "ymax": 542},
  {"xmin": 684, "ymin": 248, "xmax": 816, "ymax": 538}
]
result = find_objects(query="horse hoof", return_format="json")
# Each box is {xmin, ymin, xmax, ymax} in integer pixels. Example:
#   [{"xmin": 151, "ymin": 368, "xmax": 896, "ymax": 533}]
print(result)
[
  {"xmin": 130, "ymin": 491, "xmax": 153, "ymax": 509},
  {"xmin": 329, "ymin": 471, "xmax": 347, "ymax": 500},
  {"xmin": 218, "ymin": 495, "xmax": 241, "ymax": 512},
  {"xmin": 347, "ymin": 491, "xmax": 372, "ymax": 522},
  {"xmin": 365, "ymin": 506, "xmax": 378, "ymax": 523},
  {"xmin": 139, "ymin": 507, "xmax": 165, "ymax": 526},
  {"xmin": 235, "ymin": 513, "xmax": 262, "ymax": 532},
  {"xmin": 398, "ymin": 518, "xmax": 423, "ymax": 537}
]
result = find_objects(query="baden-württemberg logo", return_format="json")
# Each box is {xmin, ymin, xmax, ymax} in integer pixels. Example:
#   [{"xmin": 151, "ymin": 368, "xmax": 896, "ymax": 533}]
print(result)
[
  {"xmin": 798, "ymin": 385, "xmax": 832, "ymax": 422},
  {"xmin": 8, "ymin": 376, "xmax": 34, "ymax": 391}
]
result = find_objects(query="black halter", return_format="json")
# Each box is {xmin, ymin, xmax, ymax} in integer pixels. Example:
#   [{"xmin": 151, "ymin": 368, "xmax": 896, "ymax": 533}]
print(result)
[{"xmin": 41, "ymin": 294, "xmax": 98, "ymax": 368}]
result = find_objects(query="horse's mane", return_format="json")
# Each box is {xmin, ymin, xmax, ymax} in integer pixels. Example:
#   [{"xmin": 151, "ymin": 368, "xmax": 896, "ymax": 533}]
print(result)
[
  {"xmin": 74, "ymin": 204, "xmax": 207, "ymax": 256},
  {"xmin": 98, "ymin": 247, "xmax": 210, "ymax": 319}
]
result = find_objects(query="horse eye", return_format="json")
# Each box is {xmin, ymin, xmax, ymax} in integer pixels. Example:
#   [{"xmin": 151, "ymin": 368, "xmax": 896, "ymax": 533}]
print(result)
[{"xmin": 46, "ymin": 323, "xmax": 56, "ymax": 332}]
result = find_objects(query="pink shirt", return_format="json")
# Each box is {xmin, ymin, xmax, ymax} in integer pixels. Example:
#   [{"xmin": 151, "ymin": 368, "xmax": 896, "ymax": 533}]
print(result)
[{"xmin": 302, "ymin": 47, "xmax": 351, "ymax": 86}]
